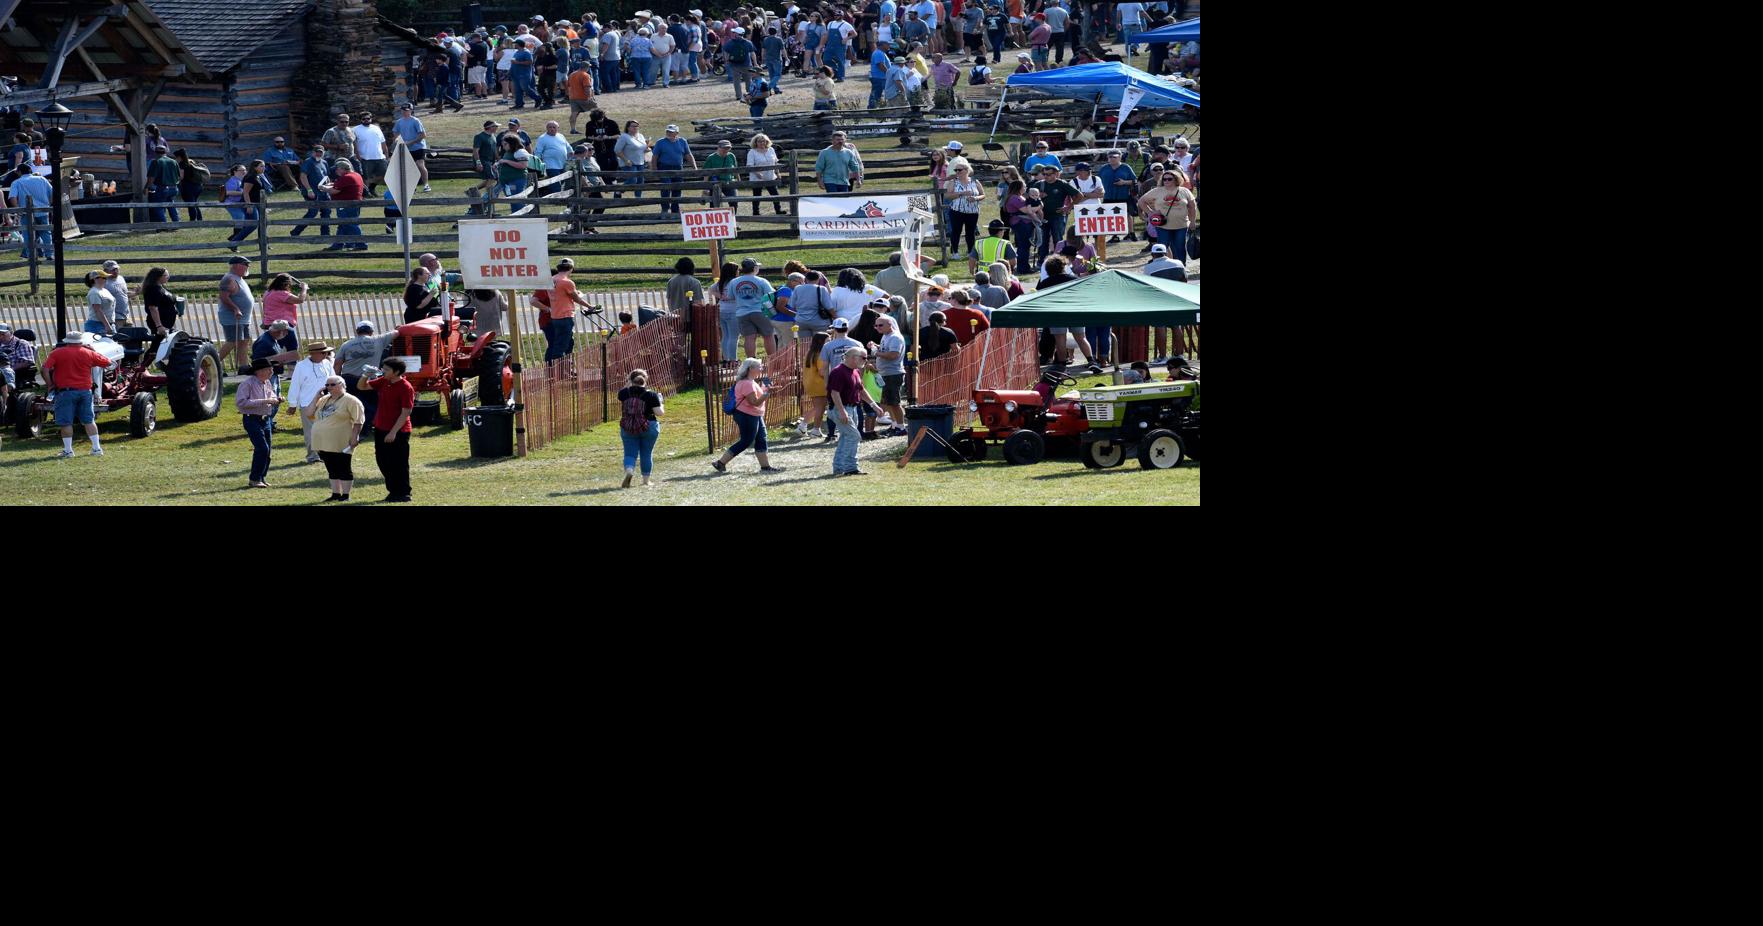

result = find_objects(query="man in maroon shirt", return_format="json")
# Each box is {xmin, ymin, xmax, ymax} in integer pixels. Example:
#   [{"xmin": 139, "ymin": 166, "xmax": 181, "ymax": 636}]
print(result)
[
  {"xmin": 827, "ymin": 345, "xmax": 879, "ymax": 477},
  {"xmin": 360, "ymin": 356, "xmax": 416, "ymax": 501},
  {"xmin": 321, "ymin": 159, "xmax": 368, "ymax": 251},
  {"xmin": 41, "ymin": 332, "xmax": 111, "ymax": 458}
]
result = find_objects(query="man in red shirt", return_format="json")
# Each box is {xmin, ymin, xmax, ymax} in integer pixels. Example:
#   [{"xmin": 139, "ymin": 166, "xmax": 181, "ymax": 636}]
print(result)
[
  {"xmin": 360, "ymin": 356, "xmax": 416, "ymax": 502},
  {"xmin": 321, "ymin": 159, "xmax": 367, "ymax": 251},
  {"xmin": 41, "ymin": 332, "xmax": 111, "ymax": 458}
]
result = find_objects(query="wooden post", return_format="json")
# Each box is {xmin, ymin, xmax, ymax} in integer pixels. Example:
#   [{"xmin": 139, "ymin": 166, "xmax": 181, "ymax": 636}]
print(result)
[
  {"xmin": 23, "ymin": 209, "xmax": 39, "ymax": 294},
  {"xmin": 506, "ymin": 288, "xmax": 527, "ymax": 457},
  {"xmin": 786, "ymin": 149, "xmax": 801, "ymax": 235},
  {"xmin": 257, "ymin": 202, "xmax": 270, "ymax": 284},
  {"xmin": 701, "ymin": 349, "xmax": 713, "ymax": 453},
  {"xmin": 1095, "ymin": 233, "xmax": 1107, "ymax": 262}
]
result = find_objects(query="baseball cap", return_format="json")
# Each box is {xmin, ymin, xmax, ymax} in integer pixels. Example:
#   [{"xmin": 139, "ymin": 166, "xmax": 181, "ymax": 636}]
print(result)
[
  {"xmin": 102, "ymin": 260, "xmax": 120, "ymax": 271},
  {"xmin": 1073, "ymin": 161, "xmax": 1092, "ymax": 171},
  {"xmin": 944, "ymin": 140, "xmax": 963, "ymax": 151},
  {"xmin": 831, "ymin": 317, "xmax": 850, "ymax": 330},
  {"xmin": 399, "ymin": 102, "xmax": 413, "ymax": 110},
  {"xmin": 665, "ymin": 124, "xmax": 680, "ymax": 133},
  {"xmin": 483, "ymin": 120, "xmax": 500, "ymax": 128},
  {"xmin": 0, "ymin": 324, "xmax": 12, "ymax": 334},
  {"xmin": 1017, "ymin": 52, "xmax": 1030, "ymax": 59},
  {"xmin": 356, "ymin": 321, "xmax": 376, "ymax": 333},
  {"xmin": 1150, "ymin": 244, "xmax": 1168, "ymax": 255},
  {"xmin": 718, "ymin": 139, "xmax": 732, "ymax": 147},
  {"xmin": 508, "ymin": 117, "xmax": 521, "ymax": 125},
  {"xmin": 988, "ymin": 218, "xmax": 1005, "ymax": 230},
  {"xmin": 732, "ymin": 26, "xmax": 745, "ymax": 34},
  {"xmin": 228, "ymin": 255, "xmax": 250, "ymax": 266},
  {"xmin": 740, "ymin": 257, "xmax": 761, "ymax": 270},
  {"xmin": 893, "ymin": 56, "xmax": 906, "ymax": 63},
  {"xmin": 269, "ymin": 319, "xmax": 291, "ymax": 330}
]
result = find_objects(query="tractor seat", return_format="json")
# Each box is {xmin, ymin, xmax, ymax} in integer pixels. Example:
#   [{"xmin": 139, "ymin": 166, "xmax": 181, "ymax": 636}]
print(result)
[{"xmin": 114, "ymin": 326, "xmax": 151, "ymax": 346}]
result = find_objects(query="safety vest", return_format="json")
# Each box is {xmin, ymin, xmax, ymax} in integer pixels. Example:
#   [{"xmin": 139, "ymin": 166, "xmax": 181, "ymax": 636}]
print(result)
[{"xmin": 978, "ymin": 235, "xmax": 1011, "ymax": 266}]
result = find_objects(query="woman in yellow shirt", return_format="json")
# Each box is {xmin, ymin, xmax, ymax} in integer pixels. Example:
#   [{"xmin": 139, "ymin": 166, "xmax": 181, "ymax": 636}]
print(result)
[{"xmin": 798, "ymin": 331, "xmax": 830, "ymax": 438}]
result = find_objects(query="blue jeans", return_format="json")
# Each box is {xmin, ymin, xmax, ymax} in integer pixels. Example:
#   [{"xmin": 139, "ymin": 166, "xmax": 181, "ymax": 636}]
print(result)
[
  {"xmin": 687, "ymin": 50, "xmax": 701, "ymax": 78},
  {"xmin": 630, "ymin": 56, "xmax": 652, "ymax": 87},
  {"xmin": 989, "ymin": 30, "xmax": 1006, "ymax": 61},
  {"xmin": 729, "ymin": 409, "xmax": 768, "ymax": 457},
  {"xmin": 1163, "ymin": 226, "xmax": 1189, "ymax": 261},
  {"xmin": 292, "ymin": 190, "xmax": 332, "ymax": 236},
  {"xmin": 719, "ymin": 308, "xmax": 739, "ymax": 358},
  {"xmin": 335, "ymin": 205, "xmax": 362, "ymax": 245},
  {"xmin": 545, "ymin": 316, "xmax": 575, "ymax": 362},
  {"xmin": 1012, "ymin": 222, "xmax": 1035, "ymax": 273},
  {"xmin": 148, "ymin": 186, "xmax": 179, "ymax": 223},
  {"xmin": 768, "ymin": 58, "xmax": 783, "ymax": 86},
  {"xmin": 656, "ymin": 54, "xmax": 672, "ymax": 86},
  {"xmin": 825, "ymin": 182, "xmax": 851, "ymax": 193},
  {"xmin": 622, "ymin": 166, "xmax": 644, "ymax": 199},
  {"xmin": 601, "ymin": 58, "xmax": 621, "ymax": 92},
  {"xmin": 1086, "ymin": 326, "xmax": 1112, "ymax": 362},
  {"xmin": 1122, "ymin": 25, "xmax": 1139, "ymax": 55},
  {"xmin": 621, "ymin": 418, "xmax": 660, "ymax": 474},
  {"xmin": 814, "ymin": 99, "xmax": 836, "ymax": 110},
  {"xmin": 511, "ymin": 68, "xmax": 538, "ymax": 106},
  {"xmin": 656, "ymin": 166, "xmax": 682, "ymax": 212},
  {"xmin": 1032, "ymin": 47, "xmax": 1049, "ymax": 68},
  {"xmin": 19, "ymin": 210, "xmax": 52, "ymax": 258},
  {"xmin": 833, "ymin": 405, "xmax": 861, "ymax": 472},
  {"xmin": 1040, "ymin": 213, "xmax": 1067, "ymax": 263},
  {"xmin": 243, "ymin": 415, "xmax": 272, "ymax": 482},
  {"xmin": 869, "ymin": 77, "xmax": 887, "ymax": 108},
  {"xmin": 84, "ymin": 319, "xmax": 109, "ymax": 334}
]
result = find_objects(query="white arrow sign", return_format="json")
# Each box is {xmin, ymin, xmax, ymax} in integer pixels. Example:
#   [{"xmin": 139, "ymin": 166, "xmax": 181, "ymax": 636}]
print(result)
[
  {"xmin": 1073, "ymin": 202, "xmax": 1130, "ymax": 238},
  {"xmin": 386, "ymin": 138, "xmax": 419, "ymax": 217}
]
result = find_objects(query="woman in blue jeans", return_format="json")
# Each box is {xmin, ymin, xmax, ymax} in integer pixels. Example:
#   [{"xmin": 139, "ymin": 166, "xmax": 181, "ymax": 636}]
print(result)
[
  {"xmin": 711, "ymin": 260, "xmax": 740, "ymax": 361},
  {"xmin": 617, "ymin": 368, "xmax": 664, "ymax": 488},
  {"xmin": 711, "ymin": 358, "xmax": 780, "ymax": 474}
]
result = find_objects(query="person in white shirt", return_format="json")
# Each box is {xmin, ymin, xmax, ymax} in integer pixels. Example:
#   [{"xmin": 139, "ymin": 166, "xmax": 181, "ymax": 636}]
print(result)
[
  {"xmin": 351, "ymin": 113, "xmax": 388, "ymax": 193},
  {"xmin": 286, "ymin": 341, "xmax": 336, "ymax": 463},
  {"xmin": 1117, "ymin": 2, "xmax": 1146, "ymax": 58}
]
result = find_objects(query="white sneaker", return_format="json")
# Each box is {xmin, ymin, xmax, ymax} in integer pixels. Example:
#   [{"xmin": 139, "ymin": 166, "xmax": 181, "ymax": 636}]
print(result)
[
  {"xmin": 56, "ymin": 449, "xmax": 75, "ymax": 459},
  {"xmin": 420, "ymin": 184, "xmax": 432, "ymax": 193},
  {"xmin": 89, "ymin": 447, "xmax": 104, "ymax": 456}
]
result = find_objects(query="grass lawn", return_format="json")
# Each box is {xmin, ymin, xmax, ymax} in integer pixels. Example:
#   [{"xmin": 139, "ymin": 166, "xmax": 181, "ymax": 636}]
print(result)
[{"xmin": 0, "ymin": 374, "xmax": 1198, "ymax": 505}]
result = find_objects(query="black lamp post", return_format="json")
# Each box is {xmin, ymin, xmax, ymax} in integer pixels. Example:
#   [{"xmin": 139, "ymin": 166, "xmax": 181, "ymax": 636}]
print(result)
[{"xmin": 35, "ymin": 103, "xmax": 74, "ymax": 341}]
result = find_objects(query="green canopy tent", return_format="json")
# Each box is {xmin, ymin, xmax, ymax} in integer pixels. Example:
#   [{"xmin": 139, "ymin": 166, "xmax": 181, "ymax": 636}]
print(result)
[
  {"xmin": 978, "ymin": 270, "xmax": 1200, "ymax": 386},
  {"xmin": 991, "ymin": 270, "xmax": 1200, "ymax": 328}
]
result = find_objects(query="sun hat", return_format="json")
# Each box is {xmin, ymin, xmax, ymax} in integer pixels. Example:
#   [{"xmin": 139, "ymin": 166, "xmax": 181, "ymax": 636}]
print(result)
[
  {"xmin": 249, "ymin": 358, "xmax": 274, "ymax": 372},
  {"xmin": 665, "ymin": 124, "xmax": 680, "ymax": 132},
  {"xmin": 305, "ymin": 341, "xmax": 333, "ymax": 353},
  {"xmin": 61, "ymin": 332, "xmax": 84, "ymax": 344},
  {"xmin": 269, "ymin": 319, "xmax": 291, "ymax": 331}
]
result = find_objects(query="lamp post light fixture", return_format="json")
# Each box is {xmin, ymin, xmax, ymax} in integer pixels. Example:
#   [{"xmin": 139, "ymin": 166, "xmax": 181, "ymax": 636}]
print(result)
[{"xmin": 34, "ymin": 102, "xmax": 75, "ymax": 341}]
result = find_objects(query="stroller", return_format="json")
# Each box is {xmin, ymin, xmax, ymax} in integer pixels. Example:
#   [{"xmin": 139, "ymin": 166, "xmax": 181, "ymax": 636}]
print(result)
[{"xmin": 704, "ymin": 32, "xmax": 729, "ymax": 76}]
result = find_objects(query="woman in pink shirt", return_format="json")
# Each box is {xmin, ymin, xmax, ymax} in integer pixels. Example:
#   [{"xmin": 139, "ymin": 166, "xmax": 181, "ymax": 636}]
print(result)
[
  {"xmin": 711, "ymin": 356, "xmax": 780, "ymax": 474},
  {"xmin": 260, "ymin": 273, "xmax": 308, "ymax": 330}
]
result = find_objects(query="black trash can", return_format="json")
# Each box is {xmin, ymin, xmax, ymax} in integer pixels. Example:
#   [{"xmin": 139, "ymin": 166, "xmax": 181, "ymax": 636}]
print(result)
[
  {"xmin": 466, "ymin": 405, "xmax": 515, "ymax": 458},
  {"xmin": 904, "ymin": 404, "xmax": 955, "ymax": 462}
]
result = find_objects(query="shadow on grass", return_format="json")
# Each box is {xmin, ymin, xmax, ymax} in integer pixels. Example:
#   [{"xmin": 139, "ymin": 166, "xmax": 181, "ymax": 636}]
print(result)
[
  {"xmin": 1030, "ymin": 462, "xmax": 1199, "ymax": 480},
  {"xmin": 547, "ymin": 485, "xmax": 628, "ymax": 497},
  {"xmin": 427, "ymin": 455, "xmax": 513, "ymax": 469}
]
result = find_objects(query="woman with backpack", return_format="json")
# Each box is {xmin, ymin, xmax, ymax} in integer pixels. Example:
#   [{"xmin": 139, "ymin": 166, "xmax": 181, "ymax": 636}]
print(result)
[
  {"xmin": 617, "ymin": 368, "xmax": 664, "ymax": 488},
  {"xmin": 711, "ymin": 357, "xmax": 780, "ymax": 474}
]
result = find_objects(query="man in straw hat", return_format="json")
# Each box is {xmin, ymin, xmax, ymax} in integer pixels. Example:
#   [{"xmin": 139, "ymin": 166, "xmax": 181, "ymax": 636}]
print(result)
[
  {"xmin": 287, "ymin": 340, "xmax": 336, "ymax": 463},
  {"xmin": 41, "ymin": 331, "xmax": 113, "ymax": 459}
]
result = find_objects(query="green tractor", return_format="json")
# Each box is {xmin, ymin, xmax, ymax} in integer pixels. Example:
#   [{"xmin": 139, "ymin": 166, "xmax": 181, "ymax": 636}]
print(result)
[{"xmin": 1076, "ymin": 380, "xmax": 1201, "ymax": 470}]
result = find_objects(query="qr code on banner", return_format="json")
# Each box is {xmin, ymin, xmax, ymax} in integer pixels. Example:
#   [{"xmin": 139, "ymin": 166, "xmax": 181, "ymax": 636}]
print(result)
[{"xmin": 908, "ymin": 195, "xmax": 931, "ymax": 212}]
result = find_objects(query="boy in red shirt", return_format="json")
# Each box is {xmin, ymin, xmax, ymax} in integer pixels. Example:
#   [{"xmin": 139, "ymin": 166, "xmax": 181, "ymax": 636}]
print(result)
[
  {"xmin": 360, "ymin": 356, "xmax": 416, "ymax": 502},
  {"xmin": 41, "ymin": 332, "xmax": 111, "ymax": 458}
]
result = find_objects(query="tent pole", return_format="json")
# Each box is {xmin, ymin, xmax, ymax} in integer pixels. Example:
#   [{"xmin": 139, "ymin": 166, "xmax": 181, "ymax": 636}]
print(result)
[
  {"xmin": 988, "ymin": 87, "xmax": 1009, "ymax": 143},
  {"xmin": 977, "ymin": 318, "xmax": 992, "ymax": 391}
]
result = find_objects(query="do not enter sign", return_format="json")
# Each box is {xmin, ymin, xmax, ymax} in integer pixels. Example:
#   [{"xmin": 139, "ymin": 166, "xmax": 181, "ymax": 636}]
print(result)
[
  {"xmin": 459, "ymin": 219, "xmax": 552, "ymax": 288},
  {"xmin": 681, "ymin": 208, "xmax": 737, "ymax": 241},
  {"xmin": 1074, "ymin": 202, "xmax": 1131, "ymax": 239}
]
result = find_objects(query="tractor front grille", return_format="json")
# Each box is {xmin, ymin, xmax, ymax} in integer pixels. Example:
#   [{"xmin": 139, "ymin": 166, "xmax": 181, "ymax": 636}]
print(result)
[{"xmin": 1084, "ymin": 403, "xmax": 1116, "ymax": 423}]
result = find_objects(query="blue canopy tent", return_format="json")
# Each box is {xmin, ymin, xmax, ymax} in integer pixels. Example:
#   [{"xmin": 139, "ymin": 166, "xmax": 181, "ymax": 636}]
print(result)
[
  {"xmin": 994, "ymin": 62, "xmax": 1200, "ymax": 140},
  {"xmin": 1137, "ymin": 18, "xmax": 1201, "ymax": 44}
]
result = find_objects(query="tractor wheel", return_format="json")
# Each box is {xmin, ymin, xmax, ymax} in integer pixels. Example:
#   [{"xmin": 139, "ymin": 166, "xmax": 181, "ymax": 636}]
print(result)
[
  {"xmin": 1002, "ymin": 429, "xmax": 1045, "ymax": 465},
  {"xmin": 129, "ymin": 391, "xmax": 157, "ymax": 438},
  {"xmin": 476, "ymin": 340, "xmax": 512, "ymax": 406},
  {"xmin": 1081, "ymin": 439, "xmax": 1126, "ymax": 469},
  {"xmin": 165, "ymin": 338, "xmax": 224, "ymax": 422},
  {"xmin": 12, "ymin": 391, "xmax": 41, "ymax": 439},
  {"xmin": 448, "ymin": 389, "xmax": 465, "ymax": 430},
  {"xmin": 1137, "ymin": 429, "xmax": 1186, "ymax": 470},
  {"xmin": 947, "ymin": 433, "xmax": 986, "ymax": 463},
  {"xmin": 411, "ymin": 398, "xmax": 441, "ymax": 426}
]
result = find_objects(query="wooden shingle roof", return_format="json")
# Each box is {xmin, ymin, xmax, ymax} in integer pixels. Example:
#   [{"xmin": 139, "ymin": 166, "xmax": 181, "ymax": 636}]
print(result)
[{"xmin": 142, "ymin": 0, "xmax": 313, "ymax": 73}]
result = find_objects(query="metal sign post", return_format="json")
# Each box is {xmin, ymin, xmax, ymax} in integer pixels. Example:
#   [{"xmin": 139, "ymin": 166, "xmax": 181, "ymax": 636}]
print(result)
[{"xmin": 386, "ymin": 138, "xmax": 420, "ymax": 278}]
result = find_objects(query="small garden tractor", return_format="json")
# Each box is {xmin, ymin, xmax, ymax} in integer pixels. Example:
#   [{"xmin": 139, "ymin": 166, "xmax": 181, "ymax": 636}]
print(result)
[
  {"xmin": 1076, "ymin": 380, "xmax": 1202, "ymax": 470},
  {"xmin": 380, "ymin": 313, "xmax": 514, "ymax": 429},
  {"xmin": 946, "ymin": 370, "xmax": 1091, "ymax": 465}
]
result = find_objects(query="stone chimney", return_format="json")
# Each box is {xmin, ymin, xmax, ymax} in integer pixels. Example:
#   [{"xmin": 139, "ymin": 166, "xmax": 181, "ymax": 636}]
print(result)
[{"xmin": 292, "ymin": 0, "xmax": 396, "ymax": 143}]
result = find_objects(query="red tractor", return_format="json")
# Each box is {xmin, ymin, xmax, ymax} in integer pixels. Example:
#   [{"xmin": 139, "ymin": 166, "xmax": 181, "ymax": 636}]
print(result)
[
  {"xmin": 946, "ymin": 370, "xmax": 1090, "ymax": 464},
  {"xmin": 10, "ymin": 328, "xmax": 224, "ymax": 438},
  {"xmin": 378, "ymin": 313, "xmax": 514, "ymax": 428}
]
